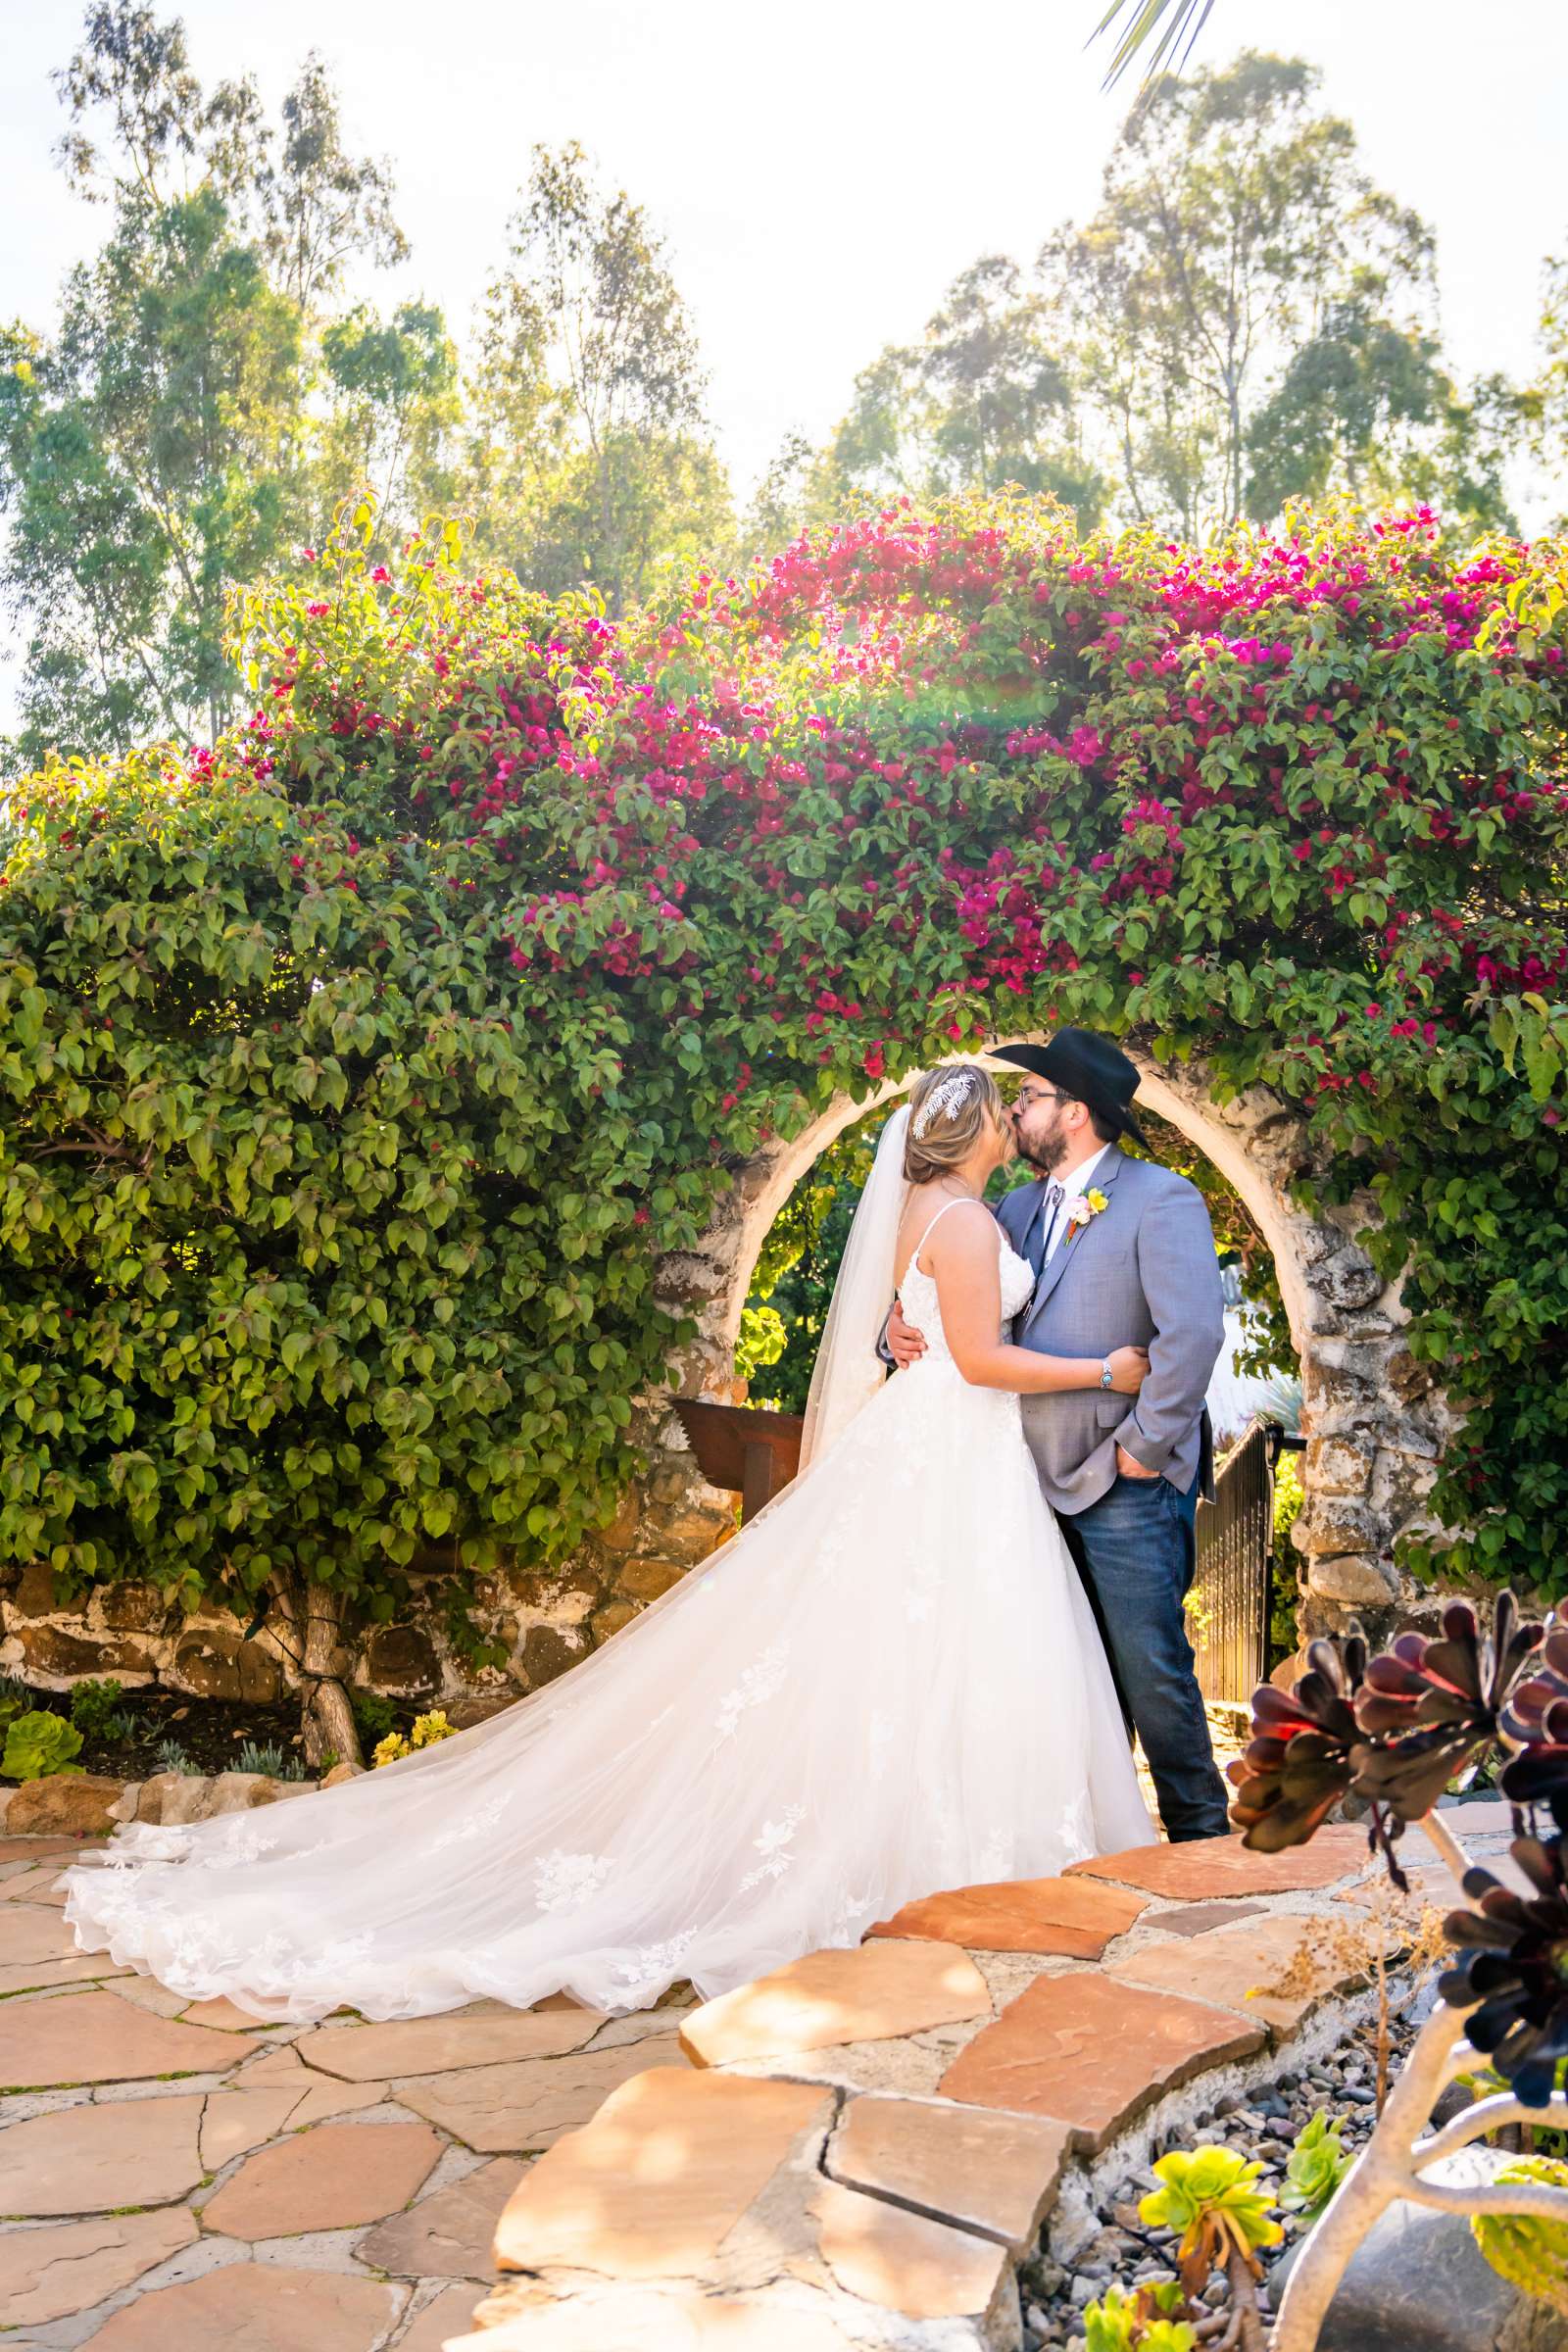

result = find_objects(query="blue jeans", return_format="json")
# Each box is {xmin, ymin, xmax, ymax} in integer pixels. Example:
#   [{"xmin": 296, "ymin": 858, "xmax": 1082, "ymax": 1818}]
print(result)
[{"xmin": 1056, "ymin": 1470, "xmax": 1232, "ymax": 1842}]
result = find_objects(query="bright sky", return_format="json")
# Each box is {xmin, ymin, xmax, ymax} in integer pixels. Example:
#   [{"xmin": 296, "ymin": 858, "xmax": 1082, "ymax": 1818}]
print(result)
[{"xmin": 2, "ymin": 0, "xmax": 1566, "ymax": 725}]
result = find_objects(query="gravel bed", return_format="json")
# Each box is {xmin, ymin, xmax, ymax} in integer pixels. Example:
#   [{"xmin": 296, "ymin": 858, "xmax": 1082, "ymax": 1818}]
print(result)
[{"xmin": 1019, "ymin": 1992, "xmax": 1428, "ymax": 2348}]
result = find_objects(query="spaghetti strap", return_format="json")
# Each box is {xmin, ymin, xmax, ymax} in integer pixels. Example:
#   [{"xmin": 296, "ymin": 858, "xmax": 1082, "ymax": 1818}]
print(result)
[{"xmin": 899, "ymin": 1195, "xmax": 997, "ymax": 1291}]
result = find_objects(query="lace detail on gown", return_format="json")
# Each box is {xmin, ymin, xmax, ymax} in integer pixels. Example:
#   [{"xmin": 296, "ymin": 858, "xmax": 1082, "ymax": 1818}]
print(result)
[{"xmin": 61, "ymin": 1209, "xmax": 1153, "ymax": 2023}]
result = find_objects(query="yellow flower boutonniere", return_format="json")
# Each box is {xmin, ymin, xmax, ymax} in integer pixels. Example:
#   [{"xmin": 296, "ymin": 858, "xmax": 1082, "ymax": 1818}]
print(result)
[{"xmin": 1062, "ymin": 1185, "xmax": 1110, "ymax": 1243}]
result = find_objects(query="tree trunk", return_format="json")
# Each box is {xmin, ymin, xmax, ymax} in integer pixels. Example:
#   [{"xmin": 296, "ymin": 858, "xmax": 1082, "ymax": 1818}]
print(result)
[{"xmin": 271, "ymin": 1576, "xmax": 366, "ymax": 1770}]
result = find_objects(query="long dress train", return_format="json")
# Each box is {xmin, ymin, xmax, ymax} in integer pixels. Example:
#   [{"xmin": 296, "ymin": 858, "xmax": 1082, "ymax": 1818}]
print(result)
[{"xmin": 61, "ymin": 1219, "xmax": 1152, "ymax": 2023}]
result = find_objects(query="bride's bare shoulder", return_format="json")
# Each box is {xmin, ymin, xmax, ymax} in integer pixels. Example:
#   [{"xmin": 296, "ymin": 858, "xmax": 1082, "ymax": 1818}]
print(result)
[{"xmin": 898, "ymin": 1186, "xmax": 996, "ymax": 1279}]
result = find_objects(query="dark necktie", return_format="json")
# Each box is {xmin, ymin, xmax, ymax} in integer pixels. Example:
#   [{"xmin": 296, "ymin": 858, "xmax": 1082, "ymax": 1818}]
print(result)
[{"xmin": 1030, "ymin": 1181, "xmax": 1065, "ymax": 1276}]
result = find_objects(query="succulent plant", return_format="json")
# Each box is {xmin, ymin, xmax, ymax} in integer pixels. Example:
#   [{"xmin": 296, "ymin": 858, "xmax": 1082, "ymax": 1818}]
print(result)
[
  {"xmin": 2, "ymin": 1709, "xmax": 85, "ymax": 1781},
  {"xmin": 1228, "ymin": 1631, "xmax": 1367, "ymax": 1849},
  {"xmin": 1280, "ymin": 2110, "xmax": 1351, "ymax": 2219},
  {"xmin": 1441, "ymin": 1829, "xmax": 1568, "ymax": 2105},
  {"xmin": 235, "ymin": 1739, "xmax": 306, "ymax": 1781},
  {"xmin": 1084, "ymin": 2280, "xmax": 1199, "ymax": 2352},
  {"xmin": 1471, "ymin": 2158, "xmax": 1568, "ymax": 2315},
  {"xmin": 1351, "ymin": 1595, "xmax": 1544, "ymax": 1825},
  {"xmin": 152, "ymin": 1737, "xmax": 198, "ymax": 1777},
  {"xmin": 1138, "ymin": 2146, "xmax": 1283, "ymax": 2294}
]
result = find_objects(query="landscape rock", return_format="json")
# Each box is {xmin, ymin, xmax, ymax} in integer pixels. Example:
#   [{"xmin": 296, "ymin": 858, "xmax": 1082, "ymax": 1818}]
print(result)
[
  {"xmin": 1269, "ymin": 2147, "xmax": 1568, "ymax": 2351},
  {"xmin": 169, "ymin": 1624, "xmax": 282, "ymax": 1703},
  {"xmin": 7, "ymin": 1773, "xmax": 126, "ymax": 1836}
]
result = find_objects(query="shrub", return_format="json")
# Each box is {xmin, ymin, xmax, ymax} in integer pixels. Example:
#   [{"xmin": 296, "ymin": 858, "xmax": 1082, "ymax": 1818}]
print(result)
[
  {"xmin": 350, "ymin": 1690, "xmax": 397, "ymax": 1745},
  {"xmin": 0, "ymin": 486, "xmax": 1563, "ymax": 1685},
  {"xmin": 69, "ymin": 1677, "xmax": 132, "ymax": 1742}
]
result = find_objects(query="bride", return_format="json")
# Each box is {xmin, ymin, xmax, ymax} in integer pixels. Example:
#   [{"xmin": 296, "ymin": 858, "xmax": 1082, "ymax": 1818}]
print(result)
[{"xmin": 62, "ymin": 1063, "xmax": 1154, "ymax": 2023}]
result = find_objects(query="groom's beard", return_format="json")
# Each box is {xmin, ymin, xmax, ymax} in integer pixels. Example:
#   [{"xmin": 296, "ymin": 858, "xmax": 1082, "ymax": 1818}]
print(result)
[{"xmin": 1014, "ymin": 1112, "xmax": 1070, "ymax": 1175}]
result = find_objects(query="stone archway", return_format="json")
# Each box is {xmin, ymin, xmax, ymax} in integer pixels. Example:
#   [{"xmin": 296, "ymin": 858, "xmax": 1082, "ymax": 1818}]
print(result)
[{"xmin": 642, "ymin": 1049, "xmax": 1459, "ymax": 1650}]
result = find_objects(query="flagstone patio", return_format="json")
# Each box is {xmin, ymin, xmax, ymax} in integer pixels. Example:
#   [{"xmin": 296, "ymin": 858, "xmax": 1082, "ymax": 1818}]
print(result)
[
  {"xmin": 0, "ymin": 1837, "xmax": 695, "ymax": 2350},
  {"xmin": 0, "ymin": 1800, "xmax": 1510, "ymax": 2351}
]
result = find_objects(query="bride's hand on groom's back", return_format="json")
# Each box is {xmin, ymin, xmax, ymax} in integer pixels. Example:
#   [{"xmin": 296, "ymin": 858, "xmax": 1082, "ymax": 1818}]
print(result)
[{"xmin": 886, "ymin": 1299, "xmax": 927, "ymax": 1369}]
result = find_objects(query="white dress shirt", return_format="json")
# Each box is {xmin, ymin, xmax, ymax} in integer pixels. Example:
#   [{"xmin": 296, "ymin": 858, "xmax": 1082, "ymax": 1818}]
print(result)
[{"xmin": 1038, "ymin": 1142, "xmax": 1113, "ymax": 1266}]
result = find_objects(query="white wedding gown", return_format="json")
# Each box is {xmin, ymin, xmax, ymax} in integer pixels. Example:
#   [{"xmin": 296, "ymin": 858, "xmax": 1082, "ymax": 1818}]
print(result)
[{"xmin": 62, "ymin": 1215, "xmax": 1153, "ymax": 2023}]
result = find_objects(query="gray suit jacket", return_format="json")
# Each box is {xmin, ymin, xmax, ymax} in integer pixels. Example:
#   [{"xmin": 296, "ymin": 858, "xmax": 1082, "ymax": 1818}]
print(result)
[{"xmin": 993, "ymin": 1148, "xmax": 1225, "ymax": 1515}]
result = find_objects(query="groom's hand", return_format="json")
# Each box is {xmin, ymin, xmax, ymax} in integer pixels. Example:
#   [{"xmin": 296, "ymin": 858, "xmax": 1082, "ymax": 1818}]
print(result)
[
  {"xmin": 886, "ymin": 1300, "xmax": 927, "ymax": 1369},
  {"xmin": 1115, "ymin": 1444, "xmax": 1158, "ymax": 1481}
]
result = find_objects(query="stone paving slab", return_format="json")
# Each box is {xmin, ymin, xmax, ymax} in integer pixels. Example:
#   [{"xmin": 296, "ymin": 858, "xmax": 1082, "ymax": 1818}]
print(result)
[
  {"xmin": 297, "ymin": 2005, "xmax": 603, "ymax": 2081},
  {"xmin": 77, "ymin": 2260, "xmax": 404, "ymax": 2348},
  {"xmin": 358, "ymin": 2154, "xmax": 527, "ymax": 2278},
  {"xmin": 1067, "ymin": 1822, "xmax": 1368, "ymax": 1897},
  {"xmin": 0, "ymin": 2090, "xmax": 207, "ymax": 2215},
  {"xmin": 0, "ymin": 1985, "xmax": 258, "ymax": 2089},
  {"xmin": 811, "ymin": 2174, "xmax": 1012, "ymax": 2325},
  {"xmin": 395, "ymin": 2279, "xmax": 496, "ymax": 2351},
  {"xmin": 199, "ymin": 2117, "xmax": 445, "ymax": 2239},
  {"xmin": 867, "ymin": 1873, "xmax": 1148, "ymax": 1958},
  {"xmin": 1108, "ymin": 1909, "xmax": 1350, "ymax": 2036},
  {"xmin": 1143, "ymin": 1898, "xmax": 1268, "ymax": 1938},
  {"xmin": 0, "ymin": 2205, "xmax": 198, "ymax": 2327},
  {"xmin": 680, "ymin": 1937, "xmax": 992, "ymax": 2069},
  {"xmin": 454, "ymin": 2279, "xmax": 871, "ymax": 2351},
  {"xmin": 0, "ymin": 1863, "xmax": 75, "ymax": 1903},
  {"xmin": 936, "ymin": 1967, "xmax": 1266, "ymax": 2150},
  {"xmin": 825, "ymin": 2092, "xmax": 1069, "ymax": 2255},
  {"xmin": 396, "ymin": 2032, "xmax": 689, "ymax": 2152},
  {"xmin": 493, "ymin": 2068, "xmax": 833, "ymax": 2279}
]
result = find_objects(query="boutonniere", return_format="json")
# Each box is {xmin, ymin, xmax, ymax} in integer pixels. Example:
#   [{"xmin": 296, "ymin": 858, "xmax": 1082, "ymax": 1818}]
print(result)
[{"xmin": 1062, "ymin": 1185, "xmax": 1109, "ymax": 1243}]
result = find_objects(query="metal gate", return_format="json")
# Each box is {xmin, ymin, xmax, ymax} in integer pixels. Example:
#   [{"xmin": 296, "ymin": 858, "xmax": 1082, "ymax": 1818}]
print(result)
[{"xmin": 1191, "ymin": 1417, "xmax": 1283, "ymax": 1707}]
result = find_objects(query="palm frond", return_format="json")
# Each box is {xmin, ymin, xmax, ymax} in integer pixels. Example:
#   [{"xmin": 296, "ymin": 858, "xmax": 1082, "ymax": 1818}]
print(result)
[{"xmin": 1089, "ymin": 0, "xmax": 1217, "ymax": 88}]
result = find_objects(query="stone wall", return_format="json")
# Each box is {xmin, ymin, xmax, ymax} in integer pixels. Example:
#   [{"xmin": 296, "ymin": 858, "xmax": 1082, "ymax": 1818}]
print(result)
[{"xmin": 0, "ymin": 1431, "xmax": 741, "ymax": 1710}]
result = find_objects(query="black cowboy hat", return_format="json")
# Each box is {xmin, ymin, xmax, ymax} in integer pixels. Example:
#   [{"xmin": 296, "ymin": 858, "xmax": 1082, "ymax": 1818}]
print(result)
[{"xmin": 991, "ymin": 1029, "xmax": 1151, "ymax": 1151}]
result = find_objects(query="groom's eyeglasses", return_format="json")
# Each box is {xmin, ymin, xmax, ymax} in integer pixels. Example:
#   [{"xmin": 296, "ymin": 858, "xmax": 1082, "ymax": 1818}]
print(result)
[{"xmin": 1014, "ymin": 1086, "xmax": 1075, "ymax": 1110}]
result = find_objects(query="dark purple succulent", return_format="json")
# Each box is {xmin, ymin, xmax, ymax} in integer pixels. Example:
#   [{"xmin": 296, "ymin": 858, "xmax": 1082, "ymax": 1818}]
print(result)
[
  {"xmin": 1229, "ymin": 1632, "xmax": 1366, "ymax": 1850},
  {"xmin": 1500, "ymin": 1623, "xmax": 1568, "ymax": 1811},
  {"xmin": 1348, "ymin": 1594, "xmax": 1544, "ymax": 1824},
  {"xmin": 1440, "ymin": 1832, "xmax": 1568, "ymax": 2106}
]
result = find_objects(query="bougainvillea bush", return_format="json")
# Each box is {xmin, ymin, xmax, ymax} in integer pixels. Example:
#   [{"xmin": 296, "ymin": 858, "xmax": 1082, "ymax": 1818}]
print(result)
[{"xmin": 1, "ymin": 490, "xmax": 1565, "ymax": 1736}]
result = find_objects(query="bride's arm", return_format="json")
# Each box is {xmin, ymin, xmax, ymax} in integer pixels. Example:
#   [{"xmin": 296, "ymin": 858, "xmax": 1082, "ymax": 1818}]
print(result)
[{"xmin": 928, "ymin": 1209, "xmax": 1147, "ymax": 1396}]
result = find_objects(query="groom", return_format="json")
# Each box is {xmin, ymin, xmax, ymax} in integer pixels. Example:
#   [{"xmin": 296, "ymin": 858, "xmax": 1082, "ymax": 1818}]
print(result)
[{"xmin": 886, "ymin": 1030, "xmax": 1232, "ymax": 1842}]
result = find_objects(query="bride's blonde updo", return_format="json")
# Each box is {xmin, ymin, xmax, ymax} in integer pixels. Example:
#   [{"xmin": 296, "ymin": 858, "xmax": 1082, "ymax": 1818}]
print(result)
[{"xmin": 903, "ymin": 1063, "xmax": 1004, "ymax": 1184}]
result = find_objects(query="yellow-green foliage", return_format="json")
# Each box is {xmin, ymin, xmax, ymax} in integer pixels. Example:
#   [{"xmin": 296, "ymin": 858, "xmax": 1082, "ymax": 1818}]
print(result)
[{"xmin": 1472, "ymin": 2158, "xmax": 1568, "ymax": 2315}]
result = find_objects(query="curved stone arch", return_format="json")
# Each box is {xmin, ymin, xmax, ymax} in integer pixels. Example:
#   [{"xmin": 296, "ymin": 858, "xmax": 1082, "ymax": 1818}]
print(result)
[{"xmin": 648, "ymin": 1048, "xmax": 1457, "ymax": 1648}]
